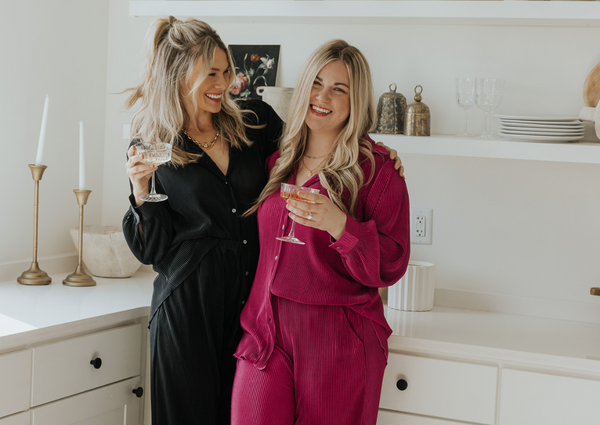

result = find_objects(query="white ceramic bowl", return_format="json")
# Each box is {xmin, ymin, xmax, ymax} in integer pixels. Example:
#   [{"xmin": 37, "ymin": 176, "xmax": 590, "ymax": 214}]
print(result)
[
  {"xmin": 388, "ymin": 261, "xmax": 435, "ymax": 311},
  {"xmin": 70, "ymin": 225, "xmax": 142, "ymax": 278}
]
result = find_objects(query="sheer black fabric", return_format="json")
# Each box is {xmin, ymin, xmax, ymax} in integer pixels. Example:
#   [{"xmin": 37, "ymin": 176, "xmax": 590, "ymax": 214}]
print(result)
[{"xmin": 122, "ymin": 99, "xmax": 283, "ymax": 425}]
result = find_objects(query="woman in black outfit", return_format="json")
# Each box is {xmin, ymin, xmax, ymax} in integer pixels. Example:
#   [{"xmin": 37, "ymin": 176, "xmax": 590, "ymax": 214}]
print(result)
[{"xmin": 123, "ymin": 16, "xmax": 402, "ymax": 425}]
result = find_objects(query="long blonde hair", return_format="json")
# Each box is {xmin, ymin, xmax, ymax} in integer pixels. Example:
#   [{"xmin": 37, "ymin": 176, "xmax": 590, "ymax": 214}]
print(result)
[
  {"xmin": 248, "ymin": 39, "xmax": 376, "ymax": 217},
  {"xmin": 124, "ymin": 16, "xmax": 255, "ymax": 165}
]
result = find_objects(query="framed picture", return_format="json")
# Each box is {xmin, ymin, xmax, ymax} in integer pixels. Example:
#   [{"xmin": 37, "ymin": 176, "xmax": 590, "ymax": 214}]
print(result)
[{"xmin": 228, "ymin": 44, "xmax": 281, "ymax": 100}]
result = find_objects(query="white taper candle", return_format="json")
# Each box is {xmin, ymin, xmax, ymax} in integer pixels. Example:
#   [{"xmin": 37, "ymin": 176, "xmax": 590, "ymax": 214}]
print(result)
[
  {"xmin": 35, "ymin": 95, "xmax": 49, "ymax": 166},
  {"xmin": 79, "ymin": 121, "xmax": 85, "ymax": 190}
]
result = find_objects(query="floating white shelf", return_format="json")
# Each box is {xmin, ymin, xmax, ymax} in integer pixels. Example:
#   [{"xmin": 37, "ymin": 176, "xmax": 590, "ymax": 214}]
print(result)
[
  {"xmin": 369, "ymin": 134, "xmax": 600, "ymax": 164},
  {"xmin": 129, "ymin": 1, "xmax": 600, "ymax": 27}
]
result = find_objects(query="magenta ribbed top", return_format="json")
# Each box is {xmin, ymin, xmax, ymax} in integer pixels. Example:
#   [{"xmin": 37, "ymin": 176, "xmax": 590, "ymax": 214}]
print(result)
[{"xmin": 235, "ymin": 137, "xmax": 410, "ymax": 370}]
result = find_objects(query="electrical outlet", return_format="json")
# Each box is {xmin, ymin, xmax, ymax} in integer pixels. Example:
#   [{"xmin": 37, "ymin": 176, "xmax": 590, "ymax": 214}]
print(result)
[{"xmin": 411, "ymin": 208, "xmax": 432, "ymax": 244}]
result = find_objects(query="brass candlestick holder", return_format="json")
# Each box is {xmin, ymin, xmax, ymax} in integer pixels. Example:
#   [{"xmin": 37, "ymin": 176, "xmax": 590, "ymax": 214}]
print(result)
[
  {"xmin": 18, "ymin": 165, "xmax": 52, "ymax": 285},
  {"xmin": 63, "ymin": 190, "xmax": 96, "ymax": 287}
]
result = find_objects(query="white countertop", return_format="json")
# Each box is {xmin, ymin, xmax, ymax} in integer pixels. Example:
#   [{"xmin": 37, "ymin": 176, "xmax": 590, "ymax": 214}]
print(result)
[{"xmin": 0, "ymin": 271, "xmax": 599, "ymax": 373}]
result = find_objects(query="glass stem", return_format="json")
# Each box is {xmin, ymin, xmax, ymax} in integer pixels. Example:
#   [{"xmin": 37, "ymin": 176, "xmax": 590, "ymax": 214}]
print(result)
[
  {"xmin": 462, "ymin": 108, "xmax": 469, "ymax": 135},
  {"xmin": 287, "ymin": 220, "xmax": 296, "ymax": 239},
  {"xmin": 150, "ymin": 171, "xmax": 157, "ymax": 195},
  {"xmin": 485, "ymin": 111, "xmax": 493, "ymax": 137}
]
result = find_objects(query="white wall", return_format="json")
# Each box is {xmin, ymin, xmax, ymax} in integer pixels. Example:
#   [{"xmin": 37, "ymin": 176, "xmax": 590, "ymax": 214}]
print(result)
[
  {"xmin": 101, "ymin": 8, "xmax": 600, "ymax": 312},
  {"xmin": 0, "ymin": 1, "xmax": 109, "ymax": 267},
  {"xmin": 3, "ymin": 0, "xmax": 599, "ymax": 315}
]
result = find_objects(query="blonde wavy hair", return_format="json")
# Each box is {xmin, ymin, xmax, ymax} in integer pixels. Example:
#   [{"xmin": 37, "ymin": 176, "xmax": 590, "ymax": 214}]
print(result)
[
  {"xmin": 247, "ymin": 39, "xmax": 376, "ymax": 218},
  {"xmin": 124, "ymin": 16, "xmax": 255, "ymax": 165}
]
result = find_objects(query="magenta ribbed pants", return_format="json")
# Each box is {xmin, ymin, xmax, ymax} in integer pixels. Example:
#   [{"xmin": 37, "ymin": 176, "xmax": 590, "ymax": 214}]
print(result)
[{"xmin": 231, "ymin": 296, "xmax": 387, "ymax": 425}]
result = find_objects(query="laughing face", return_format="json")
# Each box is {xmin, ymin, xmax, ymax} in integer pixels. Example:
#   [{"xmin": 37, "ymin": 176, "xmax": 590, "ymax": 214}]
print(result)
[
  {"xmin": 181, "ymin": 48, "xmax": 231, "ymax": 116},
  {"xmin": 304, "ymin": 60, "xmax": 351, "ymax": 138}
]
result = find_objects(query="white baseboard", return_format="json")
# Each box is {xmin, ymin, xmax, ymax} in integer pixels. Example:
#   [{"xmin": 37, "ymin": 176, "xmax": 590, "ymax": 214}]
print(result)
[
  {"xmin": 0, "ymin": 253, "xmax": 78, "ymax": 283},
  {"xmin": 434, "ymin": 288, "xmax": 600, "ymax": 325}
]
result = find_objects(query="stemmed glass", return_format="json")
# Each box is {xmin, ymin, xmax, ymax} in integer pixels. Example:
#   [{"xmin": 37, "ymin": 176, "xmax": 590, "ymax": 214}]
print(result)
[
  {"xmin": 134, "ymin": 142, "xmax": 172, "ymax": 202},
  {"xmin": 455, "ymin": 77, "xmax": 475, "ymax": 137},
  {"xmin": 475, "ymin": 78, "xmax": 505, "ymax": 139},
  {"xmin": 276, "ymin": 183, "xmax": 320, "ymax": 245}
]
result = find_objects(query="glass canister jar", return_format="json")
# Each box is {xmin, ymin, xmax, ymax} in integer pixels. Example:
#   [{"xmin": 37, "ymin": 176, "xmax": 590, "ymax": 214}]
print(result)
[
  {"xmin": 375, "ymin": 83, "xmax": 406, "ymax": 134},
  {"xmin": 404, "ymin": 85, "xmax": 431, "ymax": 136}
]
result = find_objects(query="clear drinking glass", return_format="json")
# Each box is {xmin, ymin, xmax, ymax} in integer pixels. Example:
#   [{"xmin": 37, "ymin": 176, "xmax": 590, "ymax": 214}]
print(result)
[
  {"xmin": 455, "ymin": 77, "xmax": 475, "ymax": 137},
  {"xmin": 475, "ymin": 78, "xmax": 505, "ymax": 139},
  {"xmin": 276, "ymin": 183, "xmax": 320, "ymax": 245},
  {"xmin": 134, "ymin": 142, "xmax": 172, "ymax": 202}
]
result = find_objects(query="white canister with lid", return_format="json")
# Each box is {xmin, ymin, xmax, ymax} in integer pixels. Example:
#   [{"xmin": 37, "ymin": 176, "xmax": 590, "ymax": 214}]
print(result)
[
  {"xmin": 388, "ymin": 261, "xmax": 435, "ymax": 311},
  {"xmin": 256, "ymin": 86, "xmax": 295, "ymax": 122}
]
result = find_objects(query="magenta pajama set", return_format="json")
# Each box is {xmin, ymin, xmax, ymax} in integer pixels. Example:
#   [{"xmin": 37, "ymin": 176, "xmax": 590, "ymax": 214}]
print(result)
[{"xmin": 232, "ymin": 139, "xmax": 410, "ymax": 425}]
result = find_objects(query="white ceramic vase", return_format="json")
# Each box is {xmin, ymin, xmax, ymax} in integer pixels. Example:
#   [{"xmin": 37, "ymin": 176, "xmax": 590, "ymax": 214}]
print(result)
[
  {"xmin": 70, "ymin": 225, "xmax": 142, "ymax": 278},
  {"xmin": 256, "ymin": 86, "xmax": 295, "ymax": 122},
  {"xmin": 388, "ymin": 261, "xmax": 435, "ymax": 311}
]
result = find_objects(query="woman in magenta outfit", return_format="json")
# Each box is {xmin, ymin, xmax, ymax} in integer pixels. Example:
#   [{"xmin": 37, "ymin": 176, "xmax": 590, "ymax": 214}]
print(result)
[{"xmin": 231, "ymin": 39, "xmax": 410, "ymax": 425}]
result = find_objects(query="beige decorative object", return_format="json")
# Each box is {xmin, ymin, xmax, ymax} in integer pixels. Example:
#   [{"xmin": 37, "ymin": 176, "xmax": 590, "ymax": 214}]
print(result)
[
  {"xmin": 404, "ymin": 85, "xmax": 431, "ymax": 136},
  {"xmin": 375, "ymin": 83, "xmax": 407, "ymax": 134},
  {"xmin": 256, "ymin": 86, "xmax": 295, "ymax": 122},
  {"xmin": 579, "ymin": 100, "xmax": 600, "ymax": 140},
  {"xmin": 69, "ymin": 225, "xmax": 141, "ymax": 278},
  {"xmin": 388, "ymin": 261, "xmax": 435, "ymax": 311}
]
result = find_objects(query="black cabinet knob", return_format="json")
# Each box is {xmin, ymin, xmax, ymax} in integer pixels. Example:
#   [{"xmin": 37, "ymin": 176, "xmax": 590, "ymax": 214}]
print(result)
[
  {"xmin": 90, "ymin": 358, "xmax": 102, "ymax": 369},
  {"xmin": 396, "ymin": 379, "xmax": 408, "ymax": 391},
  {"xmin": 132, "ymin": 387, "xmax": 144, "ymax": 398}
]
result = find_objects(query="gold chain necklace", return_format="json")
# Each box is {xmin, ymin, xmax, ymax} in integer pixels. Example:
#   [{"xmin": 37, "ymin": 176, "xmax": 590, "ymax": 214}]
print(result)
[
  {"xmin": 183, "ymin": 128, "xmax": 220, "ymax": 150},
  {"xmin": 304, "ymin": 152, "xmax": 328, "ymax": 160},
  {"xmin": 302, "ymin": 156, "xmax": 328, "ymax": 178}
]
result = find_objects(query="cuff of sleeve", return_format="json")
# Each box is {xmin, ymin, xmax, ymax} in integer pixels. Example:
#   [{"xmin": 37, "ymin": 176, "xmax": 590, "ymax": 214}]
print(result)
[
  {"xmin": 128, "ymin": 194, "xmax": 158, "ymax": 223},
  {"xmin": 329, "ymin": 215, "xmax": 361, "ymax": 254}
]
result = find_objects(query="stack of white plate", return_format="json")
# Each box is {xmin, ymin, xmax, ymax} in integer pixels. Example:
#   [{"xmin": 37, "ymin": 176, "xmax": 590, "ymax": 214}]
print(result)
[{"xmin": 496, "ymin": 115, "xmax": 584, "ymax": 142}]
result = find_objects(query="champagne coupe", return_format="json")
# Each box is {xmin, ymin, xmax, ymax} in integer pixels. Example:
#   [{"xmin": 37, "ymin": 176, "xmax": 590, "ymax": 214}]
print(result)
[
  {"xmin": 134, "ymin": 142, "xmax": 172, "ymax": 202},
  {"xmin": 276, "ymin": 183, "xmax": 320, "ymax": 245},
  {"xmin": 455, "ymin": 77, "xmax": 475, "ymax": 137},
  {"xmin": 475, "ymin": 78, "xmax": 505, "ymax": 139}
]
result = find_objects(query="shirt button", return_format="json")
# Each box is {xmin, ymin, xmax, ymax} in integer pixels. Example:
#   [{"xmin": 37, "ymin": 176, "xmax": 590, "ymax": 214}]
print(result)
[
  {"xmin": 267, "ymin": 317, "xmax": 272, "ymax": 322},
  {"xmin": 225, "ymin": 181, "xmax": 228, "ymax": 184},
  {"xmin": 275, "ymin": 256, "xmax": 278, "ymax": 260},
  {"xmin": 243, "ymin": 240, "xmax": 247, "ymax": 244},
  {"xmin": 241, "ymin": 300, "xmax": 246, "ymax": 305},
  {"xmin": 282, "ymin": 225, "xmax": 285, "ymax": 229},
  {"xmin": 245, "ymin": 271, "xmax": 249, "ymax": 276},
  {"xmin": 232, "ymin": 208, "xmax": 237, "ymax": 213}
]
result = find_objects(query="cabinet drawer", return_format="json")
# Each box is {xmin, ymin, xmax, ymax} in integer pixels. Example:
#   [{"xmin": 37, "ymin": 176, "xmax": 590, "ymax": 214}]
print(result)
[
  {"xmin": 0, "ymin": 412, "xmax": 30, "ymax": 425},
  {"xmin": 379, "ymin": 352, "xmax": 497, "ymax": 425},
  {"xmin": 0, "ymin": 350, "xmax": 31, "ymax": 418},
  {"xmin": 32, "ymin": 324, "xmax": 142, "ymax": 406},
  {"xmin": 378, "ymin": 409, "xmax": 468, "ymax": 425},
  {"xmin": 500, "ymin": 368, "xmax": 599, "ymax": 425},
  {"xmin": 31, "ymin": 377, "xmax": 141, "ymax": 425}
]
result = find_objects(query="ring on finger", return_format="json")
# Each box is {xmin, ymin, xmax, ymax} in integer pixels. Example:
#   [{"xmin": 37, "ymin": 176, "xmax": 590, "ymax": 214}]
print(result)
[{"xmin": 307, "ymin": 212, "xmax": 313, "ymax": 221}]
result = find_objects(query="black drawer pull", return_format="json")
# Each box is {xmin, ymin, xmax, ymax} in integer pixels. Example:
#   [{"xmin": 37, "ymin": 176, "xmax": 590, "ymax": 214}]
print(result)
[
  {"xmin": 90, "ymin": 358, "xmax": 102, "ymax": 369},
  {"xmin": 133, "ymin": 387, "xmax": 144, "ymax": 398},
  {"xmin": 396, "ymin": 379, "xmax": 408, "ymax": 391}
]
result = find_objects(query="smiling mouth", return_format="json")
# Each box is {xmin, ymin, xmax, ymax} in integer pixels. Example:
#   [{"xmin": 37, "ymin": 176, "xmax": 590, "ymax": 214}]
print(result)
[
  {"xmin": 310, "ymin": 104, "xmax": 332, "ymax": 116},
  {"xmin": 206, "ymin": 93, "xmax": 222, "ymax": 102}
]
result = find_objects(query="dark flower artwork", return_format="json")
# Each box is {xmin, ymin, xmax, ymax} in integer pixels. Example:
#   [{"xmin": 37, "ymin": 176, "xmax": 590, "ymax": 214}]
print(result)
[{"xmin": 228, "ymin": 44, "xmax": 281, "ymax": 100}]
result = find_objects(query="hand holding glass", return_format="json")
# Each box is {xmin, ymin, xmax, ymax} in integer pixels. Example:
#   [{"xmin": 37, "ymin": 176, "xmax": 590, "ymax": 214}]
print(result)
[
  {"xmin": 134, "ymin": 142, "xmax": 172, "ymax": 202},
  {"xmin": 277, "ymin": 183, "xmax": 320, "ymax": 245}
]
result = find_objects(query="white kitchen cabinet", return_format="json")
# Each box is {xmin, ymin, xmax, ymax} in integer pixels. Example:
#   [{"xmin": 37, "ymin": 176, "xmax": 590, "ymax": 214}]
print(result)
[
  {"xmin": 0, "ymin": 350, "xmax": 31, "ymax": 418},
  {"xmin": 0, "ymin": 412, "xmax": 30, "ymax": 425},
  {"xmin": 499, "ymin": 368, "xmax": 600, "ymax": 425},
  {"xmin": 0, "ymin": 317, "xmax": 148, "ymax": 425},
  {"xmin": 31, "ymin": 324, "xmax": 142, "ymax": 406},
  {"xmin": 377, "ymin": 410, "xmax": 467, "ymax": 425},
  {"xmin": 379, "ymin": 352, "xmax": 497, "ymax": 424},
  {"xmin": 31, "ymin": 377, "xmax": 142, "ymax": 425}
]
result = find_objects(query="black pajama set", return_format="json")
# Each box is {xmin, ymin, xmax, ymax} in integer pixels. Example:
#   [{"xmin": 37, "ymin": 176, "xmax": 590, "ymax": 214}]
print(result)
[{"xmin": 122, "ymin": 100, "xmax": 283, "ymax": 425}]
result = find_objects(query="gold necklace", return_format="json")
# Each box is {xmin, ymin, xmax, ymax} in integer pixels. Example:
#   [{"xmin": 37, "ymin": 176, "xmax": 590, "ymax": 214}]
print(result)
[
  {"xmin": 304, "ymin": 152, "xmax": 328, "ymax": 160},
  {"xmin": 183, "ymin": 128, "xmax": 220, "ymax": 150},
  {"xmin": 302, "ymin": 156, "xmax": 328, "ymax": 178}
]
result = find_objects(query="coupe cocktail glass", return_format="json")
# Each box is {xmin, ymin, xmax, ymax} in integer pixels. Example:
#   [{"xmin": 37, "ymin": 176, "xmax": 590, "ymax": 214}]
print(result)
[
  {"xmin": 134, "ymin": 142, "xmax": 172, "ymax": 202},
  {"xmin": 276, "ymin": 183, "xmax": 320, "ymax": 245}
]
